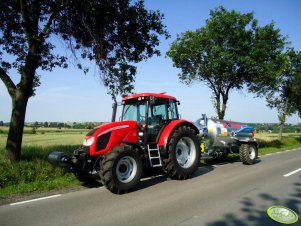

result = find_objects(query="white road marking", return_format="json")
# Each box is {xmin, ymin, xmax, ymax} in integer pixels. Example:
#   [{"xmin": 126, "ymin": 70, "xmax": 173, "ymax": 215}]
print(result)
[
  {"xmin": 283, "ymin": 168, "xmax": 301, "ymax": 177},
  {"xmin": 141, "ymin": 174, "xmax": 164, "ymax": 181},
  {"xmin": 10, "ymin": 194, "xmax": 62, "ymax": 206}
]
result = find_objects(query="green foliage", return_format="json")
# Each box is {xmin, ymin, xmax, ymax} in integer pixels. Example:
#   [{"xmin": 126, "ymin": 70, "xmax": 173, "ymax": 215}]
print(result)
[
  {"xmin": 258, "ymin": 136, "xmax": 301, "ymax": 155},
  {"xmin": 250, "ymin": 123, "xmax": 301, "ymax": 133},
  {"xmin": 290, "ymin": 55, "xmax": 301, "ymax": 117},
  {"xmin": 167, "ymin": 6, "xmax": 286, "ymax": 119},
  {"xmin": 0, "ymin": 144, "xmax": 80, "ymax": 198},
  {"xmin": 0, "ymin": 130, "xmax": 82, "ymax": 198},
  {"xmin": 0, "ymin": 172, "xmax": 78, "ymax": 198},
  {"xmin": 250, "ymin": 48, "xmax": 301, "ymax": 140},
  {"xmin": 31, "ymin": 127, "xmax": 37, "ymax": 134},
  {"xmin": 0, "ymin": 0, "xmax": 169, "ymax": 161},
  {"xmin": 0, "ymin": 0, "xmax": 169, "ymax": 97}
]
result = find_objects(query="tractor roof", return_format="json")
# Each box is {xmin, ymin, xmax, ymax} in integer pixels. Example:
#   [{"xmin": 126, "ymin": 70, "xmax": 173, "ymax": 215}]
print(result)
[{"xmin": 122, "ymin": 92, "xmax": 177, "ymax": 101}]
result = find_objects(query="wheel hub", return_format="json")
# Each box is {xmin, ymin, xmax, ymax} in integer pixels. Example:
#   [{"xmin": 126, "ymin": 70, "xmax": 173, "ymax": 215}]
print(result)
[
  {"xmin": 116, "ymin": 156, "xmax": 137, "ymax": 183},
  {"xmin": 249, "ymin": 146, "xmax": 256, "ymax": 160},
  {"xmin": 176, "ymin": 137, "xmax": 197, "ymax": 169}
]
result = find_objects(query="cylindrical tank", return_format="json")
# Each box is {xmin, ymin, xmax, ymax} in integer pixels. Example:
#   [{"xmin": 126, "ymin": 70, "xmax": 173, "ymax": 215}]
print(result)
[{"xmin": 195, "ymin": 114, "xmax": 254, "ymax": 149}]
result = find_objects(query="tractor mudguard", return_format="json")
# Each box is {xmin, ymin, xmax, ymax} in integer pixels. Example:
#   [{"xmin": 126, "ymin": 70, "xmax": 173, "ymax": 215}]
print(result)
[{"xmin": 158, "ymin": 119, "xmax": 199, "ymax": 148}]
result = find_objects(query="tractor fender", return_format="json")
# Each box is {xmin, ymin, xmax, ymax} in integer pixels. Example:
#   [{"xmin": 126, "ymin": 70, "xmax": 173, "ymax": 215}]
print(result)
[{"xmin": 158, "ymin": 119, "xmax": 199, "ymax": 148}]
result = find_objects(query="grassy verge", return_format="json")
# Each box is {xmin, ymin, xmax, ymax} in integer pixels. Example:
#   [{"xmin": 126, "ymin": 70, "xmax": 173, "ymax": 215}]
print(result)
[
  {"xmin": 0, "ymin": 145, "xmax": 81, "ymax": 199},
  {"xmin": 0, "ymin": 130, "xmax": 86, "ymax": 199},
  {"xmin": 257, "ymin": 135, "xmax": 301, "ymax": 155},
  {"xmin": 0, "ymin": 131, "xmax": 301, "ymax": 199}
]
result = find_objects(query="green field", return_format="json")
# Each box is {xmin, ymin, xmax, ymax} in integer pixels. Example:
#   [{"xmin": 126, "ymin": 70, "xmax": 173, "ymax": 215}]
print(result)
[{"xmin": 0, "ymin": 127, "xmax": 301, "ymax": 199}]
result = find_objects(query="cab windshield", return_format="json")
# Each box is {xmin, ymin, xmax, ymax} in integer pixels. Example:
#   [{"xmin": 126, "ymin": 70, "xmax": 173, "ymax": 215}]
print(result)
[
  {"xmin": 122, "ymin": 100, "xmax": 147, "ymax": 124},
  {"xmin": 121, "ymin": 98, "xmax": 179, "ymax": 123}
]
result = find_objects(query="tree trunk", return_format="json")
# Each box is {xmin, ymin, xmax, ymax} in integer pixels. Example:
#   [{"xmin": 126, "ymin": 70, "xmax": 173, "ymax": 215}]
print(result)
[
  {"xmin": 5, "ymin": 89, "xmax": 29, "ymax": 162},
  {"xmin": 278, "ymin": 98, "xmax": 289, "ymax": 141},
  {"xmin": 220, "ymin": 102, "xmax": 227, "ymax": 120},
  {"xmin": 278, "ymin": 118, "xmax": 284, "ymax": 141},
  {"xmin": 215, "ymin": 94, "xmax": 227, "ymax": 120}
]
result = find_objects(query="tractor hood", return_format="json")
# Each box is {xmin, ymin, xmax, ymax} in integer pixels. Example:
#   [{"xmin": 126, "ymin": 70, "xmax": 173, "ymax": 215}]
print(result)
[{"xmin": 83, "ymin": 121, "xmax": 138, "ymax": 156}]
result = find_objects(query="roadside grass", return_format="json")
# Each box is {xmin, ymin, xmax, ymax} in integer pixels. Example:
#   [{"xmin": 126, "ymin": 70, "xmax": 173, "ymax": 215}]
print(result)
[
  {"xmin": 257, "ymin": 135, "xmax": 301, "ymax": 155},
  {"xmin": 0, "ymin": 130, "xmax": 86, "ymax": 199},
  {"xmin": 0, "ymin": 144, "xmax": 82, "ymax": 199},
  {"xmin": 0, "ymin": 131, "xmax": 301, "ymax": 199}
]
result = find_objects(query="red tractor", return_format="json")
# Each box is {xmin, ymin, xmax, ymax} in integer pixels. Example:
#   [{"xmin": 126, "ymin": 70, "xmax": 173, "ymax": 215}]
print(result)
[{"xmin": 49, "ymin": 93, "xmax": 200, "ymax": 193}]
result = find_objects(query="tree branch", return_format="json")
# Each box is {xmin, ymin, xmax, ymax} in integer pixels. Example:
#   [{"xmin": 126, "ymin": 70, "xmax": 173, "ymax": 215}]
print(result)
[
  {"xmin": 20, "ymin": 0, "xmax": 35, "ymax": 39},
  {"xmin": 38, "ymin": 4, "xmax": 61, "ymax": 40},
  {"xmin": 0, "ymin": 68, "xmax": 16, "ymax": 97},
  {"xmin": 206, "ymin": 77, "xmax": 219, "ymax": 97}
]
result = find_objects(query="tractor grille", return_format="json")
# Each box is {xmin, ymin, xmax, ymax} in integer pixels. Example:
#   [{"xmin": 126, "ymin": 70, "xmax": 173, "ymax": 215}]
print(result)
[{"xmin": 96, "ymin": 132, "xmax": 111, "ymax": 151}]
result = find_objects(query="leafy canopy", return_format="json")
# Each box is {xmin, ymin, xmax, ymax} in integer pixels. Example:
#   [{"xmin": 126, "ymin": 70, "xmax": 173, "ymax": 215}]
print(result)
[
  {"xmin": 0, "ymin": 0, "xmax": 169, "ymax": 98},
  {"xmin": 257, "ymin": 49, "xmax": 301, "ymax": 118},
  {"xmin": 167, "ymin": 6, "xmax": 286, "ymax": 119}
]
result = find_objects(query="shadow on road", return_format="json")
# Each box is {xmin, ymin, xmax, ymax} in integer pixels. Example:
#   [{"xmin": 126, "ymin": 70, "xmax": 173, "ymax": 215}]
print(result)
[
  {"xmin": 204, "ymin": 154, "xmax": 262, "ymax": 166},
  {"xmin": 205, "ymin": 175, "xmax": 301, "ymax": 226},
  {"xmin": 79, "ymin": 162, "xmax": 216, "ymax": 193},
  {"xmin": 81, "ymin": 179, "xmax": 103, "ymax": 188}
]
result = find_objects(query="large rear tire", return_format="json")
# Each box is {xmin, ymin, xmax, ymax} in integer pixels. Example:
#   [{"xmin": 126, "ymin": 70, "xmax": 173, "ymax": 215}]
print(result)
[
  {"xmin": 100, "ymin": 146, "xmax": 142, "ymax": 194},
  {"xmin": 239, "ymin": 144, "xmax": 258, "ymax": 165},
  {"xmin": 163, "ymin": 126, "xmax": 200, "ymax": 179}
]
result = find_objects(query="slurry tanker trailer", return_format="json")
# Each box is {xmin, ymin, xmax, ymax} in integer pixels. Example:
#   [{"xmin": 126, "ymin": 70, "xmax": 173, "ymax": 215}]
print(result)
[{"xmin": 195, "ymin": 114, "xmax": 258, "ymax": 164}]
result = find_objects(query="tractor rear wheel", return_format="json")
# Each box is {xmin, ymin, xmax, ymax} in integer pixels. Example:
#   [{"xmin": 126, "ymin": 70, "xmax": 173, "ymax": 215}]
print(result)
[
  {"xmin": 239, "ymin": 144, "xmax": 258, "ymax": 165},
  {"xmin": 100, "ymin": 146, "xmax": 142, "ymax": 194},
  {"xmin": 163, "ymin": 126, "xmax": 200, "ymax": 179}
]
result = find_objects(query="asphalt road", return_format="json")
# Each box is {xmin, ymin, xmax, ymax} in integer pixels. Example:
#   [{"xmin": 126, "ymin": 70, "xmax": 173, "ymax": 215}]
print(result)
[{"xmin": 1, "ymin": 149, "xmax": 301, "ymax": 226}]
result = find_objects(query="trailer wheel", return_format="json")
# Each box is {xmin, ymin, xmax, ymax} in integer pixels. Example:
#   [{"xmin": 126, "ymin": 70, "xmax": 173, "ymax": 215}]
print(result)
[
  {"xmin": 163, "ymin": 126, "xmax": 200, "ymax": 179},
  {"xmin": 239, "ymin": 144, "xmax": 258, "ymax": 165},
  {"xmin": 100, "ymin": 146, "xmax": 142, "ymax": 194}
]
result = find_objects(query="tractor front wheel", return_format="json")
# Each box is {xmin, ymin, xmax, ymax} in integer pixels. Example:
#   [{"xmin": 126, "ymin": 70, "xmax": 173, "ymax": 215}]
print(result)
[
  {"xmin": 163, "ymin": 126, "xmax": 200, "ymax": 180},
  {"xmin": 100, "ymin": 146, "xmax": 142, "ymax": 194}
]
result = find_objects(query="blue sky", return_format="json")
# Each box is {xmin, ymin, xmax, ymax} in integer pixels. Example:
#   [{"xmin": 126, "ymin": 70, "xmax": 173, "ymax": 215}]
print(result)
[{"xmin": 1, "ymin": 0, "xmax": 301, "ymax": 123}]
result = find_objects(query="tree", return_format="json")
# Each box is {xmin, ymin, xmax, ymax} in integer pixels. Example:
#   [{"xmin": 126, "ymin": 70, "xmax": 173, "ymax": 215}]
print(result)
[
  {"xmin": 0, "ymin": 0, "xmax": 168, "ymax": 162},
  {"xmin": 250, "ymin": 49, "xmax": 301, "ymax": 140},
  {"xmin": 291, "ymin": 61, "xmax": 301, "ymax": 117},
  {"xmin": 166, "ymin": 6, "xmax": 285, "ymax": 119}
]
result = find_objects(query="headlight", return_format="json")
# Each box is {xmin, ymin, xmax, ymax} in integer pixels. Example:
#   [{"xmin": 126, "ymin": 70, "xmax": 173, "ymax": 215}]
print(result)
[{"xmin": 83, "ymin": 137, "xmax": 94, "ymax": 146}]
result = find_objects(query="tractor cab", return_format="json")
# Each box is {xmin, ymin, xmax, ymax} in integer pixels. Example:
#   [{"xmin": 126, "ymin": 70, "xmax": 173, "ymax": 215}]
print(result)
[{"xmin": 120, "ymin": 93, "xmax": 180, "ymax": 143}]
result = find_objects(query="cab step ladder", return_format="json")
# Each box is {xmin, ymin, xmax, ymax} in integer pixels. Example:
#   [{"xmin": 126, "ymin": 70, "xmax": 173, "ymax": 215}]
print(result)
[{"xmin": 147, "ymin": 144, "xmax": 162, "ymax": 167}]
